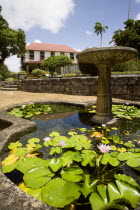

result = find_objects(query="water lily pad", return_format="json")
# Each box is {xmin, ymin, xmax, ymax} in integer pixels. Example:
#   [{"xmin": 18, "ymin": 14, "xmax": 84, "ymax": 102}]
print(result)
[
  {"xmin": 81, "ymin": 175, "xmax": 98, "ymax": 198},
  {"xmin": 42, "ymin": 178, "xmax": 80, "ymax": 208},
  {"xmin": 8, "ymin": 142, "xmax": 22, "ymax": 150},
  {"xmin": 23, "ymin": 167, "xmax": 54, "ymax": 189},
  {"xmin": 49, "ymin": 158, "xmax": 63, "ymax": 172},
  {"xmin": 61, "ymin": 166, "xmax": 83, "ymax": 182}
]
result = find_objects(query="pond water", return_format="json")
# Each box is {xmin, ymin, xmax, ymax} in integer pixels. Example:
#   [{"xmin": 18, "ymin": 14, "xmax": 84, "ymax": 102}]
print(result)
[{"xmin": 14, "ymin": 104, "xmax": 140, "ymax": 157}]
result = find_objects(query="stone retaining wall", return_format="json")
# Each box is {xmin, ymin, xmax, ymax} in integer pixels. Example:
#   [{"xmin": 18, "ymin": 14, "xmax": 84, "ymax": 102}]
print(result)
[{"xmin": 19, "ymin": 75, "xmax": 140, "ymax": 101}]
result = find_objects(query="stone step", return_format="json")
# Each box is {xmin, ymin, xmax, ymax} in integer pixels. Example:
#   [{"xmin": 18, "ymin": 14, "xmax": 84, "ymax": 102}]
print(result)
[
  {"xmin": 0, "ymin": 88, "xmax": 18, "ymax": 91},
  {"xmin": 4, "ymin": 85, "xmax": 18, "ymax": 88}
]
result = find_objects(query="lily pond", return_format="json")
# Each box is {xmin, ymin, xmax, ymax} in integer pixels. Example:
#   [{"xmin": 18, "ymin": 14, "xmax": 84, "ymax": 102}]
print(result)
[{"xmin": 2, "ymin": 103, "xmax": 140, "ymax": 210}]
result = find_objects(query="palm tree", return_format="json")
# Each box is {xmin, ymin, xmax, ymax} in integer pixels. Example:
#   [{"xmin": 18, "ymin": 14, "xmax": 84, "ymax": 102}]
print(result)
[
  {"xmin": 128, "ymin": 0, "xmax": 132, "ymax": 19},
  {"xmin": 94, "ymin": 22, "xmax": 108, "ymax": 47}
]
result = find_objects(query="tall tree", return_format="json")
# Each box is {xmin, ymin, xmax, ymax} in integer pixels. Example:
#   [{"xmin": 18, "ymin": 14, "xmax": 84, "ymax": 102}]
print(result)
[
  {"xmin": 110, "ymin": 19, "xmax": 140, "ymax": 55},
  {"xmin": 0, "ymin": 6, "xmax": 26, "ymax": 68},
  {"xmin": 128, "ymin": 0, "xmax": 132, "ymax": 19},
  {"xmin": 41, "ymin": 55, "xmax": 72, "ymax": 77},
  {"xmin": 94, "ymin": 22, "xmax": 108, "ymax": 47}
]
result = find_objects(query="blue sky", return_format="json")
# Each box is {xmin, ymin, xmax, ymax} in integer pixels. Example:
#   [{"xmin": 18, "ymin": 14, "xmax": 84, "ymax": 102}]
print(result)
[{"xmin": 1, "ymin": 0, "xmax": 140, "ymax": 72}]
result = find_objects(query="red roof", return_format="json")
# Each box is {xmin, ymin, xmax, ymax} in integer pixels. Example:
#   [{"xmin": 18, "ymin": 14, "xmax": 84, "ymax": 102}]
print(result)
[{"xmin": 26, "ymin": 43, "xmax": 79, "ymax": 53}]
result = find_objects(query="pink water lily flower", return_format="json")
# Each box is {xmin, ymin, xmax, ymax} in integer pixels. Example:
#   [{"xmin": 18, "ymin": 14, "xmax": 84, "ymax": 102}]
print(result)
[
  {"xmin": 58, "ymin": 141, "xmax": 66, "ymax": 146},
  {"xmin": 43, "ymin": 137, "xmax": 51, "ymax": 142},
  {"xmin": 97, "ymin": 143, "xmax": 112, "ymax": 153}
]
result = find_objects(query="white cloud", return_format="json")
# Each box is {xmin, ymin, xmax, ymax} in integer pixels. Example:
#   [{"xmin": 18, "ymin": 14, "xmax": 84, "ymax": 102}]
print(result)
[
  {"xmin": 4, "ymin": 55, "xmax": 21, "ymax": 73},
  {"xmin": 34, "ymin": 40, "xmax": 42, "ymax": 43},
  {"xmin": 86, "ymin": 30, "xmax": 93, "ymax": 35},
  {"xmin": 136, "ymin": 13, "xmax": 140, "ymax": 20},
  {"xmin": 1, "ymin": 0, "xmax": 75, "ymax": 33},
  {"xmin": 136, "ymin": 0, "xmax": 140, "ymax": 3}
]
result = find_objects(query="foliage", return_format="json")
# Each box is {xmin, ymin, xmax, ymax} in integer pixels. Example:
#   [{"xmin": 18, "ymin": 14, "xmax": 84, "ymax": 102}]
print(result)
[
  {"xmin": 0, "ymin": 64, "xmax": 11, "ymax": 79},
  {"xmin": 0, "ymin": 6, "xmax": 26, "ymax": 67},
  {"xmin": 18, "ymin": 71, "xmax": 27, "ymax": 74},
  {"xmin": 41, "ymin": 55, "xmax": 72, "ymax": 77},
  {"xmin": 8, "ymin": 103, "xmax": 52, "ymax": 118},
  {"xmin": 112, "ymin": 59, "xmax": 140, "ymax": 72},
  {"xmin": 31, "ymin": 69, "xmax": 43, "ymax": 78},
  {"xmin": 94, "ymin": 22, "xmax": 108, "ymax": 47},
  {"xmin": 110, "ymin": 19, "xmax": 140, "ymax": 55},
  {"xmin": 89, "ymin": 104, "xmax": 140, "ymax": 120},
  {"xmin": 2, "ymin": 126, "xmax": 140, "ymax": 209}
]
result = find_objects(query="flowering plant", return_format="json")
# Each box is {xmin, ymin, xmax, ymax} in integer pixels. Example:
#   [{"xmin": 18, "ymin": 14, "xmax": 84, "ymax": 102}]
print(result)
[{"xmin": 2, "ymin": 128, "xmax": 140, "ymax": 210}]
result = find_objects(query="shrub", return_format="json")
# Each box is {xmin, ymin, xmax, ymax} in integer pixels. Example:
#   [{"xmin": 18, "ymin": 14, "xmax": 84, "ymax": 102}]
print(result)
[
  {"xmin": 18, "ymin": 71, "xmax": 27, "ymax": 74},
  {"xmin": 31, "ymin": 69, "xmax": 43, "ymax": 78},
  {"xmin": 112, "ymin": 59, "xmax": 140, "ymax": 72},
  {"xmin": 0, "ymin": 64, "xmax": 12, "ymax": 79}
]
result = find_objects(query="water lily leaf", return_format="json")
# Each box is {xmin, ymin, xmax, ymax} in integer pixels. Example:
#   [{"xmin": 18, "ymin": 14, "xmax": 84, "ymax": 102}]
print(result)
[
  {"xmin": 109, "ymin": 156, "xmax": 120, "ymax": 167},
  {"xmin": 69, "ymin": 135, "xmax": 91, "ymax": 150},
  {"xmin": 110, "ymin": 152, "xmax": 118, "ymax": 157},
  {"xmin": 61, "ymin": 166, "xmax": 83, "ymax": 182},
  {"xmin": 14, "ymin": 148, "xmax": 28, "ymax": 157},
  {"xmin": 124, "ymin": 142, "xmax": 135, "ymax": 148},
  {"xmin": 101, "ymin": 153, "xmax": 110, "ymax": 165},
  {"xmin": 79, "ymin": 128, "xmax": 87, "ymax": 132},
  {"xmin": 42, "ymin": 178, "xmax": 80, "ymax": 208},
  {"xmin": 49, "ymin": 147, "xmax": 62, "ymax": 155},
  {"xmin": 51, "ymin": 136, "xmax": 67, "ymax": 146},
  {"xmin": 81, "ymin": 150, "xmax": 96, "ymax": 166},
  {"xmin": 81, "ymin": 175, "xmax": 99, "ymax": 198},
  {"xmin": 116, "ymin": 180, "xmax": 140, "ymax": 208},
  {"xmin": 2, "ymin": 160, "xmax": 20, "ymax": 173},
  {"xmin": 118, "ymin": 152, "xmax": 134, "ymax": 161},
  {"xmin": 114, "ymin": 174, "xmax": 140, "ymax": 189},
  {"xmin": 49, "ymin": 132, "xmax": 60, "ymax": 137},
  {"xmin": 61, "ymin": 151, "xmax": 82, "ymax": 167},
  {"xmin": 68, "ymin": 131, "xmax": 77, "ymax": 136},
  {"xmin": 8, "ymin": 142, "xmax": 22, "ymax": 150},
  {"xmin": 19, "ymin": 183, "xmax": 42, "ymax": 201},
  {"xmin": 2, "ymin": 154, "xmax": 19, "ymax": 166},
  {"xmin": 49, "ymin": 158, "xmax": 63, "ymax": 172},
  {"xmin": 28, "ymin": 138, "xmax": 40, "ymax": 144},
  {"xmin": 89, "ymin": 192, "xmax": 105, "ymax": 210},
  {"xmin": 23, "ymin": 167, "xmax": 54, "ymax": 189},
  {"xmin": 97, "ymin": 185, "xmax": 108, "ymax": 204},
  {"xmin": 109, "ymin": 135, "xmax": 120, "ymax": 144},
  {"xmin": 16, "ymin": 157, "xmax": 49, "ymax": 174},
  {"xmin": 126, "ymin": 158, "xmax": 140, "ymax": 168},
  {"xmin": 108, "ymin": 182, "xmax": 122, "ymax": 202}
]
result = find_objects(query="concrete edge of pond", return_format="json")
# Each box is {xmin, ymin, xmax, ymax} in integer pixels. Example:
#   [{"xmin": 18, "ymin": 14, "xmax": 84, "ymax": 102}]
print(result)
[{"xmin": 0, "ymin": 99, "xmax": 140, "ymax": 210}]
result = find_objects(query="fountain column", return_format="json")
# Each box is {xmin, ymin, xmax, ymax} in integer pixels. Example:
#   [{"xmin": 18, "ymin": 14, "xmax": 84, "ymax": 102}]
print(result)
[{"xmin": 91, "ymin": 63, "xmax": 115, "ymax": 124}]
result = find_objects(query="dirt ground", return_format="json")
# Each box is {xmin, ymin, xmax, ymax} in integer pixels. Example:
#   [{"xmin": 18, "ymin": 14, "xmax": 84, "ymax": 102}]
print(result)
[{"xmin": 0, "ymin": 90, "xmax": 139, "ymax": 110}]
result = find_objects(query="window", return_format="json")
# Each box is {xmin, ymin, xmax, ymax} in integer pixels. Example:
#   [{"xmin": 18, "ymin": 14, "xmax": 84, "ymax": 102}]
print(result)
[
  {"xmin": 51, "ymin": 52, "xmax": 55, "ymax": 57},
  {"xmin": 29, "ymin": 51, "xmax": 34, "ymax": 60},
  {"xmin": 40, "ymin": 51, "xmax": 45, "ymax": 60},
  {"xmin": 60, "ymin": 52, "xmax": 64, "ymax": 55},
  {"xmin": 70, "ymin": 53, "xmax": 74, "ymax": 60}
]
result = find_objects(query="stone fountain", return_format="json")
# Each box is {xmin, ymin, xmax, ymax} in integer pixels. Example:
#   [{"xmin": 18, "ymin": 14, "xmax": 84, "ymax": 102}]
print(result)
[{"xmin": 77, "ymin": 46, "xmax": 138, "ymax": 124}]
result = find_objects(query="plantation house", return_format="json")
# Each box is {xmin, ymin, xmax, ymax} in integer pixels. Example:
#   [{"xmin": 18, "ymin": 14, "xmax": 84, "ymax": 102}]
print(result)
[{"xmin": 23, "ymin": 43, "xmax": 79, "ymax": 74}]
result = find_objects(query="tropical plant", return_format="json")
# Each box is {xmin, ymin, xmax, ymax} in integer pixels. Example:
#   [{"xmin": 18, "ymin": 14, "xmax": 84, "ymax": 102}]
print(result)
[
  {"xmin": 8, "ymin": 103, "xmax": 52, "ymax": 118},
  {"xmin": 41, "ymin": 55, "xmax": 72, "ymax": 77},
  {"xmin": 94, "ymin": 22, "xmax": 108, "ymax": 47},
  {"xmin": 2, "ymin": 127, "xmax": 140, "ymax": 210}
]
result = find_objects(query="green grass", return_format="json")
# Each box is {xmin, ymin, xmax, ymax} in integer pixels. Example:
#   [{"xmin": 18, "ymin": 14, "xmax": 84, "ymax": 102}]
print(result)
[{"xmin": 112, "ymin": 71, "xmax": 140, "ymax": 74}]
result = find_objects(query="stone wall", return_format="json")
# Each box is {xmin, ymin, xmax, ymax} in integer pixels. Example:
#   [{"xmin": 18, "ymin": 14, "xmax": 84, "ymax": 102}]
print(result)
[{"xmin": 19, "ymin": 75, "xmax": 140, "ymax": 101}]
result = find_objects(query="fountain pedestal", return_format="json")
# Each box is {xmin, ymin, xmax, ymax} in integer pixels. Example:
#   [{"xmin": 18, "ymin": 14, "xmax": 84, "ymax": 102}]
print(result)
[
  {"xmin": 91, "ymin": 63, "xmax": 116, "ymax": 124},
  {"xmin": 77, "ymin": 47, "xmax": 138, "ymax": 125}
]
